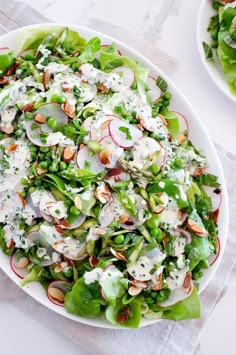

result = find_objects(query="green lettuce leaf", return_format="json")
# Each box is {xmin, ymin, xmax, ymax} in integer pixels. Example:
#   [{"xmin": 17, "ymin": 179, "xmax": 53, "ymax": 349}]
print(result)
[{"xmin": 105, "ymin": 299, "xmax": 142, "ymax": 328}]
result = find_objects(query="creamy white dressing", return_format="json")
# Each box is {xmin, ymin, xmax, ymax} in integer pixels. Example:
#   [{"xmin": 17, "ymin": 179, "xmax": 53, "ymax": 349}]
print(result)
[
  {"xmin": 84, "ymin": 268, "xmax": 103, "ymax": 285},
  {"xmin": 131, "ymin": 137, "xmax": 161, "ymax": 170},
  {"xmin": 127, "ymin": 249, "xmax": 166, "ymax": 282},
  {"xmin": 166, "ymin": 265, "xmax": 189, "ymax": 290}
]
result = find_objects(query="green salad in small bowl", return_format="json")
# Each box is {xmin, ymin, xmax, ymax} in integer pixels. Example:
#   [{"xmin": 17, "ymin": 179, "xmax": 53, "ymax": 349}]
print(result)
[
  {"xmin": 0, "ymin": 25, "xmax": 226, "ymax": 328},
  {"xmin": 200, "ymin": 0, "xmax": 236, "ymax": 98}
]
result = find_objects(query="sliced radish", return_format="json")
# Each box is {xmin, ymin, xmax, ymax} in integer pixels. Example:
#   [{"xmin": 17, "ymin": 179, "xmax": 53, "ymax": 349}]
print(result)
[
  {"xmin": 53, "ymin": 237, "xmax": 87, "ymax": 261},
  {"xmin": 82, "ymin": 114, "xmax": 120, "ymax": 141},
  {"xmin": 131, "ymin": 137, "xmax": 166, "ymax": 170},
  {"xmin": 99, "ymin": 201, "xmax": 116, "ymax": 227},
  {"xmin": 187, "ymin": 219, "xmax": 208, "ymax": 237},
  {"xmin": 27, "ymin": 230, "xmax": 51, "ymax": 249},
  {"xmin": 61, "ymin": 213, "xmax": 86, "ymax": 229},
  {"xmin": 10, "ymin": 252, "xmax": 29, "ymax": 279},
  {"xmin": 39, "ymin": 193, "xmax": 56, "ymax": 222},
  {"xmin": 99, "ymin": 135, "xmax": 124, "ymax": 168},
  {"xmin": 203, "ymin": 186, "xmax": 222, "ymax": 212},
  {"xmin": 110, "ymin": 66, "xmax": 135, "ymax": 88},
  {"xmin": 158, "ymin": 280, "xmax": 194, "ymax": 308},
  {"xmin": 100, "ymin": 286, "xmax": 108, "ymax": 302},
  {"xmin": 108, "ymin": 119, "xmax": 142, "ymax": 148},
  {"xmin": 170, "ymin": 111, "xmax": 189, "ymax": 135},
  {"xmin": 208, "ymin": 237, "xmax": 221, "ymax": 267},
  {"xmin": 76, "ymin": 146, "xmax": 105, "ymax": 173},
  {"xmin": 146, "ymin": 76, "xmax": 162, "ymax": 102},
  {"xmin": 47, "ymin": 280, "xmax": 71, "ymax": 306},
  {"xmin": 0, "ymin": 47, "xmax": 12, "ymax": 55},
  {"xmin": 176, "ymin": 228, "xmax": 192, "ymax": 244},
  {"xmin": 36, "ymin": 103, "xmax": 68, "ymax": 125},
  {"xmin": 25, "ymin": 121, "xmax": 54, "ymax": 147}
]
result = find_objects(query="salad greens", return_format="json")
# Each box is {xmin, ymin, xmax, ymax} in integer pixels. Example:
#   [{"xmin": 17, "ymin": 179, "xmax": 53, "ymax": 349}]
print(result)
[
  {"xmin": 0, "ymin": 26, "xmax": 222, "ymax": 328},
  {"xmin": 205, "ymin": 1, "xmax": 236, "ymax": 94}
]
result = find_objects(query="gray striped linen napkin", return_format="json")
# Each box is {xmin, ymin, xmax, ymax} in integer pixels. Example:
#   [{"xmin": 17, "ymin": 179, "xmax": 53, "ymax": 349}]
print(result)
[{"xmin": 0, "ymin": 1, "xmax": 234, "ymax": 354}]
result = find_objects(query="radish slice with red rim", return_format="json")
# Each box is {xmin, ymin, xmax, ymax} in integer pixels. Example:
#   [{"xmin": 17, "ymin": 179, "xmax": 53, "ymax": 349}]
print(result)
[
  {"xmin": 25, "ymin": 121, "xmax": 58, "ymax": 147},
  {"xmin": 79, "ymin": 82, "xmax": 97, "ymax": 103},
  {"xmin": 170, "ymin": 111, "xmax": 189, "ymax": 135},
  {"xmin": 76, "ymin": 146, "xmax": 106, "ymax": 173},
  {"xmin": 110, "ymin": 66, "xmax": 135, "ymax": 88},
  {"xmin": 158, "ymin": 280, "xmax": 194, "ymax": 308},
  {"xmin": 47, "ymin": 280, "xmax": 72, "ymax": 306},
  {"xmin": 100, "ymin": 286, "xmax": 108, "ymax": 302},
  {"xmin": 208, "ymin": 237, "xmax": 221, "ymax": 267},
  {"xmin": 99, "ymin": 135, "xmax": 124, "ymax": 168},
  {"xmin": 176, "ymin": 228, "xmax": 192, "ymax": 245},
  {"xmin": 10, "ymin": 252, "xmax": 29, "ymax": 279},
  {"xmin": 108, "ymin": 119, "xmax": 142, "ymax": 148},
  {"xmin": 203, "ymin": 186, "xmax": 222, "ymax": 212},
  {"xmin": 146, "ymin": 76, "xmax": 162, "ymax": 102},
  {"xmin": 36, "ymin": 103, "xmax": 68, "ymax": 127},
  {"xmin": 99, "ymin": 201, "xmax": 116, "ymax": 227},
  {"xmin": 39, "ymin": 193, "xmax": 56, "ymax": 222}
]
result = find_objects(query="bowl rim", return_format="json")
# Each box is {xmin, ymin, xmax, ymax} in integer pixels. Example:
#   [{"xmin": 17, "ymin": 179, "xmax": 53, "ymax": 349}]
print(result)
[
  {"xmin": 196, "ymin": 0, "xmax": 236, "ymax": 103},
  {"xmin": 0, "ymin": 22, "xmax": 229, "ymax": 329}
]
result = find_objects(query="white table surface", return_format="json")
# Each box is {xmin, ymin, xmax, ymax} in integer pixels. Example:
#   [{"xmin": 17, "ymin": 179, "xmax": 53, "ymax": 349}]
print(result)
[{"xmin": 0, "ymin": 0, "xmax": 235, "ymax": 354}]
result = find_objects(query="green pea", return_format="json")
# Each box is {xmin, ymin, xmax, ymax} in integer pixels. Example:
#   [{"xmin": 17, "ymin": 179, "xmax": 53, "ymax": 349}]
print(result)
[
  {"xmin": 34, "ymin": 179, "xmax": 42, "ymax": 186},
  {"xmin": 146, "ymin": 214, "xmax": 161, "ymax": 229},
  {"xmin": 20, "ymin": 191, "xmax": 27, "ymax": 198},
  {"xmin": 114, "ymin": 234, "xmax": 125, "ymax": 245},
  {"xmin": 150, "ymin": 163, "xmax": 160, "ymax": 175},
  {"xmin": 28, "ymin": 186, "xmax": 35, "ymax": 193},
  {"xmin": 222, "ymin": 55, "xmax": 230, "ymax": 62},
  {"xmin": 46, "ymin": 151, "xmax": 52, "ymax": 158},
  {"xmin": 174, "ymin": 157, "xmax": 184, "ymax": 168},
  {"xmin": 70, "ymin": 206, "xmax": 81, "ymax": 216},
  {"xmin": 20, "ymin": 178, "xmax": 28, "ymax": 185},
  {"xmin": 59, "ymin": 161, "xmax": 67, "ymax": 171},
  {"xmin": 47, "ymin": 117, "xmax": 57, "ymax": 129},
  {"xmin": 48, "ymin": 163, "xmax": 58, "ymax": 173},
  {"xmin": 64, "ymin": 199, "xmax": 73, "ymax": 207},
  {"xmin": 163, "ymin": 99, "xmax": 169, "ymax": 107},
  {"xmin": 30, "ymin": 152, "xmax": 37, "ymax": 160},
  {"xmin": 156, "ymin": 292, "xmax": 165, "ymax": 302},
  {"xmin": 40, "ymin": 147, "xmax": 49, "ymax": 153},
  {"xmin": 30, "ymin": 146, "xmax": 38, "ymax": 153},
  {"xmin": 145, "ymin": 297, "xmax": 154, "ymax": 304},
  {"xmin": 164, "ymin": 92, "xmax": 171, "ymax": 100},
  {"xmin": 40, "ymin": 161, "xmax": 49, "ymax": 169},
  {"xmin": 39, "ymin": 153, "xmax": 46, "ymax": 161},
  {"xmin": 63, "ymin": 268, "xmax": 73, "ymax": 278}
]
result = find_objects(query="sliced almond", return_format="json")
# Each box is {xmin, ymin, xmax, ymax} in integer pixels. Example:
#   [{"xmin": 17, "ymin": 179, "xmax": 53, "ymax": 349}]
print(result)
[
  {"xmin": 63, "ymin": 145, "xmax": 75, "ymax": 163},
  {"xmin": 62, "ymin": 102, "xmax": 76, "ymax": 118},
  {"xmin": 119, "ymin": 213, "xmax": 130, "ymax": 224},
  {"xmin": 194, "ymin": 167, "xmax": 204, "ymax": 177},
  {"xmin": 14, "ymin": 256, "xmax": 29, "ymax": 269},
  {"xmin": 37, "ymin": 165, "xmax": 48, "ymax": 175},
  {"xmin": 0, "ymin": 77, "xmax": 9, "ymax": 85},
  {"xmin": 178, "ymin": 133, "xmax": 187, "ymax": 144},
  {"xmin": 6, "ymin": 144, "xmax": 18, "ymax": 152},
  {"xmin": 16, "ymin": 191, "xmax": 26, "ymax": 207},
  {"xmin": 6, "ymin": 62, "xmax": 20, "ymax": 76},
  {"xmin": 213, "ymin": 208, "xmax": 220, "ymax": 224},
  {"xmin": 22, "ymin": 103, "xmax": 34, "ymax": 112},
  {"xmin": 158, "ymin": 114, "xmax": 168, "ymax": 126},
  {"xmin": 89, "ymin": 256, "xmax": 99, "ymax": 267},
  {"xmin": 131, "ymin": 280, "xmax": 148, "ymax": 289},
  {"xmin": 48, "ymin": 287, "xmax": 65, "ymax": 303},
  {"xmin": 34, "ymin": 113, "xmax": 46, "ymax": 124},
  {"xmin": 95, "ymin": 228, "xmax": 107, "ymax": 236},
  {"xmin": 183, "ymin": 272, "xmax": 192, "ymax": 294},
  {"xmin": 128, "ymin": 285, "xmax": 142, "ymax": 296},
  {"xmin": 7, "ymin": 238, "xmax": 15, "ymax": 249},
  {"xmin": 54, "ymin": 264, "xmax": 63, "ymax": 274},
  {"xmin": 61, "ymin": 219, "xmax": 71, "ymax": 228},
  {"xmin": 61, "ymin": 81, "xmax": 72, "ymax": 93},
  {"xmin": 152, "ymin": 273, "xmax": 163, "ymax": 291},
  {"xmin": 74, "ymin": 196, "xmax": 82, "ymax": 210},
  {"xmin": 154, "ymin": 205, "xmax": 165, "ymax": 214},
  {"xmin": 95, "ymin": 185, "xmax": 112, "ymax": 204},
  {"xmin": 99, "ymin": 148, "xmax": 112, "ymax": 165},
  {"xmin": 0, "ymin": 124, "xmax": 14, "ymax": 134},
  {"xmin": 101, "ymin": 121, "xmax": 110, "ymax": 130},
  {"xmin": 43, "ymin": 69, "xmax": 51, "ymax": 89},
  {"xmin": 98, "ymin": 83, "xmax": 109, "ymax": 94},
  {"xmin": 187, "ymin": 219, "xmax": 207, "ymax": 236},
  {"xmin": 55, "ymin": 225, "xmax": 66, "ymax": 234},
  {"xmin": 110, "ymin": 248, "xmax": 127, "ymax": 261}
]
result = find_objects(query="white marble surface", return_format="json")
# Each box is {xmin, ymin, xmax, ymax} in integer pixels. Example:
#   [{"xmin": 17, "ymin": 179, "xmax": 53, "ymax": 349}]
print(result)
[{"xmin": 0, "ymin": 1, "xmax": 236, "ymax": 354}]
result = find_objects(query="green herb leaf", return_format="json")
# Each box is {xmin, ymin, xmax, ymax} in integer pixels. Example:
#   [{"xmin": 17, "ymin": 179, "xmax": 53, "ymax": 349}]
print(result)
[
  {"xmin": 156, "ymin": 75, "xmax": 168, "ymax": 92},
  {"xmin": 119, "ymin": 126, "xmax": 132, "ymax": 140},
  {"xmin": 202, "ymin": 42, "xmax": 213, "ymax": 60}
]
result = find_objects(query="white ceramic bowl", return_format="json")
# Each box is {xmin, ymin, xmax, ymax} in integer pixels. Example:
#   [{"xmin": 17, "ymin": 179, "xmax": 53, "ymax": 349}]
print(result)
[
  {"xmin": 197, "ymin": 0, "xmax": 236, "ymax": 103},
  {"xmin": 0, "ymin": 23, "xmax": 229, "ymax": 328}
]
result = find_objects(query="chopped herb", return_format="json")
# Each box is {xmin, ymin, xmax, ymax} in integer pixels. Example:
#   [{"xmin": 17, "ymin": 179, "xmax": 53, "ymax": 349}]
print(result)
[
  {"xmin": 156, "ymin": 75, "xmax": 168, "ymax": 92},
  {"xmin": 73, "ymin": 85, "xmax": 81, "ymax": 99},
  {"xmin": 119, "ymin": 126, "xmax": 132, "ymax": 140},
  {"xmin": 202, "ymin": 42, "xmax": 213, "ymax": 61}
]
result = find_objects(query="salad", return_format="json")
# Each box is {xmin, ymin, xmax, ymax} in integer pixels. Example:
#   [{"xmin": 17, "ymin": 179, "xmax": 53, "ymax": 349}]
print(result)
[
  {"xmin": 203, "ymin": 0, "xmax": 236, "ymax": 95},
  {"xmin": 0, "ymin": 27, "xmax": 221, "ymax": 328}
]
